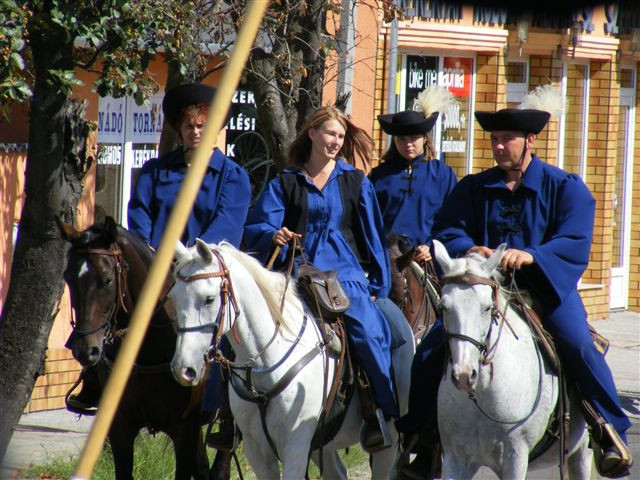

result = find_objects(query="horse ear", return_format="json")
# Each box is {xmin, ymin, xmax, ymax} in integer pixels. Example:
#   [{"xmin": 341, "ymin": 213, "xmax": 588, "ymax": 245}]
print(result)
[
  {"xmin": 483, "ymin": 243, "xmax": 507, "ymax": 275},
  {"xmin": 432, "ymin": 240, "xmax": 455, "ymax": 276},
  {"xmin": 104, "ymin": 216, "xmax": 119, "ymax": 242},
  {"xmin": 175, "ymin": 240, "xmax": 190, "ymax": 261},
  {"xmin": 195, "ymin": 238, "xmax": 214, "ymax": 264},
  {"xmin": 55, "ymin": 216, "xmax": 79, "ymax": 242}
]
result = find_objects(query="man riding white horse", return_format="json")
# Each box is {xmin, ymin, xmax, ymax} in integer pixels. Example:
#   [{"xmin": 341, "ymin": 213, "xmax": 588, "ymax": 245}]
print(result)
[{"xmin": 428, "ymin": 100, "xmax": 632, "ymax": 478}]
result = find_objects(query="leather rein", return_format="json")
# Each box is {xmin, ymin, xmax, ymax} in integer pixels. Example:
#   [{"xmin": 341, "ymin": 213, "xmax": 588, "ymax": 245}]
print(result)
[{"xmin": 441, "ymin": 271, "xmax": 545, "ymax": 425}]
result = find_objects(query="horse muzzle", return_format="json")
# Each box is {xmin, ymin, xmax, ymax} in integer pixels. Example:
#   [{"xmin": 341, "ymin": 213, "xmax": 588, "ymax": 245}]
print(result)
[
  {"xmin": 451, "ymin": 365, "xmax": 478, "ymax": 392},
  {"xmin": 170, "ymin": 360, "xmax": 203, "ymax": 387}
]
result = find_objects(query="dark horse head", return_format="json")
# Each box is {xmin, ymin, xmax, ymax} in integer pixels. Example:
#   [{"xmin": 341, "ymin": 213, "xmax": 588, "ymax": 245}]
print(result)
[
  {"xmin": 386, "ymin": 232, "xmax": 439, "ymax": 342},
  {"xmin": 58, "ymin": 216, "xmax": 175, "ymax": 367}
]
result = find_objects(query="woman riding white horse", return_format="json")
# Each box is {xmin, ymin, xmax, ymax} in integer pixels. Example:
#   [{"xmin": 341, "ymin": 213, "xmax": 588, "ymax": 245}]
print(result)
[
  {"xmin": 170, "ymin": 240, "xmax": 414, "ymax": 479},
  {"xmin": 433, "ymin": 240, "xmax": 592, "ymax": 479}
]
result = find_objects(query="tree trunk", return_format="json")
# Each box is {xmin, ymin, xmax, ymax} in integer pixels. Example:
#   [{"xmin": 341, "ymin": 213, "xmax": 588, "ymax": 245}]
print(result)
[{"xmin": 0, "ymin": 26, "xmax": 91, "ymax": 460}]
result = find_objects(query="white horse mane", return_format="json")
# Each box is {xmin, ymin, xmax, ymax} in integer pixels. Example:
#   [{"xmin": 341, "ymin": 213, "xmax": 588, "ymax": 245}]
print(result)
[{"xmin": 215, "ymin": 243, "xmax": 303, "ymax": 335}]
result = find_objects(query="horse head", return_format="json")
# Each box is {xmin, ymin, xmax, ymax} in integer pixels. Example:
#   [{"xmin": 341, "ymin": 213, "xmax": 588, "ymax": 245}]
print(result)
[
  {"xmin": 433, "ymin": 240, "xmax": 506, "ymax": 392},
  {"xmin": 58, "ymin": 216, "xmax": 131, "ymax": 366},
  {"xmin": 170, "ymin": 238, "xmax": 234, "ymax": 387}
]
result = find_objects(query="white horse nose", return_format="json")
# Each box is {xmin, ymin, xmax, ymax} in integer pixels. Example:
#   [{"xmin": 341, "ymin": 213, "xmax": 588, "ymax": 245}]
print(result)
[
  {"xmin": 452, "ymin": 366, "xmax": 478, "ymax": 392},
  {"xmin": 171, "ymin": 359, "xmax": 201, "ymax": 387}
]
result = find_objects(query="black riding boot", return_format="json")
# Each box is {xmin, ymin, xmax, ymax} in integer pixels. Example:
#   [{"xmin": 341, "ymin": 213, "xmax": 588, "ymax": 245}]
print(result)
[
  {"xmin": 357, "ymin": 368, "xmax": 392, "ymax": 454},
  {"xmin": 206, "ymin": 380, "xmax": 239, "ymax": 451},
  {"xmin": 66, "ymin": 366, "xmax": 101, "ymax": 416},
  {"xmin": 399, "ymin": 406, "xmax": 441, "ymax": 480}
]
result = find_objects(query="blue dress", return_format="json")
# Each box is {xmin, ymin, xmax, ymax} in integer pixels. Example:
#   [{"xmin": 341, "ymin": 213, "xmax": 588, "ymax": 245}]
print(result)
[
  {"xmin": 429, "ymin": 154, "xmax": 630, "ymax": 440},
  {"xmin": 369, "ymin": 153, "xmax": 457, "ymax": 247},
  {"xmin": 128, "ymin": 147, "xmax": 251, "ymax": 248},
  {"xmin": 244, "ymin": 160, "xmax": 398, "ymax": 417},
  {"xmin": 128, "ymin": 147, "xmax": 251, "ymax": 414}
]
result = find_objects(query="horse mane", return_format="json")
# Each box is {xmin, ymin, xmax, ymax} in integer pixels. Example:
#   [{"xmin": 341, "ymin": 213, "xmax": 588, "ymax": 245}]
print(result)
[{"xmin": 215, "ymin": 243, "xmax": 304, "ymax": 335}]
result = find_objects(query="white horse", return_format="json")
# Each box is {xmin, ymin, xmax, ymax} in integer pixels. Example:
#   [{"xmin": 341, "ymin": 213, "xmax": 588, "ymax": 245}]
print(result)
[
  {"xmin": 432, "ymin": 240, "xmax": 592, "ymax": 480},
  {"xmin": 169, "ymin": 239, "xmax": 414, "ymax": 480}
]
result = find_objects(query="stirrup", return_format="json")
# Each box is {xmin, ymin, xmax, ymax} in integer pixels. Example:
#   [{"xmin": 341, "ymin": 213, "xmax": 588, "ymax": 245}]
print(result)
[
  {"xmin": 360, "ymin": 408, "xmax": 392, "ymax": 454},
  {"xmin": 206, "ymin": 420, "xmax": 240, "ymax": 452},
  {"xmin": 592, "ymin": 424, "xmax": 633, "ymax": 478},
  {"xmin": 65, "ymin": 375, "xmax": 98, "ymax": 416}
]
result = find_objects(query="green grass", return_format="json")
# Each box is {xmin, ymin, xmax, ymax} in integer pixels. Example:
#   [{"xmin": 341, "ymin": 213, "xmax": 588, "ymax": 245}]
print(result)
[{"xmin": 18, "ymin": 430, "xmax": 370, "ymax": 479}]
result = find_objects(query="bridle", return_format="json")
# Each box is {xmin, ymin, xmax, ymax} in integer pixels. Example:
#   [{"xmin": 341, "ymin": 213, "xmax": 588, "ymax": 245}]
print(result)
[
  {"xmin": 441, "ymin": 270, "xmax": 544, "ymax": 425},
  {"xmin": 441, "ymin": 272, "xmax": 503, "ymax": 361},
  {"xmin": 70, "ymin": 244, "xmax": 129, "ymax": 340},
  {"xmin": 174, "ymin": 248, "xmax": 241, "ymax": 356}
]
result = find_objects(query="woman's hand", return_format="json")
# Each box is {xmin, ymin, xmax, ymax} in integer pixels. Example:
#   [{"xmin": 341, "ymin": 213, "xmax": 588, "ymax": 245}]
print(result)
[
  {"xmin": 272, "ymin": 227, "xmax": 302, "ymax": 246},
  {"xmin": 500, "ymin": 248, "xmax": 534, "ymax": 271},
  {"xmin": 466, "ymin": 245, "xmax": 494, "ymax": 258},
  {"xmin": 414, "ymin": 244, "xmax": 432, "ymax": 263}
]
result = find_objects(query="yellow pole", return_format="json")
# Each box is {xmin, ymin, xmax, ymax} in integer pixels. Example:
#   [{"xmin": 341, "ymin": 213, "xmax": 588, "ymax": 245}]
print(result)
[{"xmin": 72, "ymin": 1, "xmax": 270, "ymax": 478}]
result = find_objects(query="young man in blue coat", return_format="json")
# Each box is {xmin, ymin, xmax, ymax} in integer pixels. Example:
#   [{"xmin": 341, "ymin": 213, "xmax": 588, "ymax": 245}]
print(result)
[{"xmin": 428, "ymin": 108, "xmax": 632, "ymax": 478}]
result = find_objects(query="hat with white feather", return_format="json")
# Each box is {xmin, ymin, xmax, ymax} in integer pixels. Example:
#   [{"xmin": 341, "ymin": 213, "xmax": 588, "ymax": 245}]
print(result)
[
  {"xmin": 475, "ymin": 84, "xmax": 564, "ymax": 134},
  {"xmin": 377, "ymin": 84, "xmax": 459, "ymax": 136}
]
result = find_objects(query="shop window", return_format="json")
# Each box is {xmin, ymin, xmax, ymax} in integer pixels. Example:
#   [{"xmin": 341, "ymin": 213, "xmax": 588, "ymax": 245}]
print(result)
[
  {"xmin": 620, "ymin": 68, "xmax": 634, "ymax": 88},
  {"xmin": 506, "ymin": 60, "xmax": 529, "ymax": 108},
  {"xmin": 559, "ymin": 63, "xmax": 589, "ymax": 178},
  {"xmin": 398, "ymin": 54, "xmax": 474, "ymax": 178}
]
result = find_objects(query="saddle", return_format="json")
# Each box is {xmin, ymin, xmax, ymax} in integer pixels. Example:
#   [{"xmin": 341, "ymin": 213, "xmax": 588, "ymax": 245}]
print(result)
[{"xmin": 297, "ymin": 263, "xmax": 350, "ymax": 319}]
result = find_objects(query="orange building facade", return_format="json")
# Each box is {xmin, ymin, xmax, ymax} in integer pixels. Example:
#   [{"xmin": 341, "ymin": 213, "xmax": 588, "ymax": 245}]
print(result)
[{"xmin": 1, "ymin": 2, "xmax": 638, "ymax": 412}]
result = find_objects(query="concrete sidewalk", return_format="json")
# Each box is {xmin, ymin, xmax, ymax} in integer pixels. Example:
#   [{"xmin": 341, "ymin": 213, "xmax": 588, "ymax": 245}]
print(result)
[{"xmin": 1, "ymin": 311, "xmax": 638, "ymax": 479}]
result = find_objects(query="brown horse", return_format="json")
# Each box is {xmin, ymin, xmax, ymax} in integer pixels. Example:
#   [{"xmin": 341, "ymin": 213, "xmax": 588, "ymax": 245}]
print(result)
[
  {"xmin": 59, "ymin": 217, "xmax": 232, "ymax": 480},
  {"xmin": 386, "ymin": 233, "xmax": 440, "ymax": 343}
]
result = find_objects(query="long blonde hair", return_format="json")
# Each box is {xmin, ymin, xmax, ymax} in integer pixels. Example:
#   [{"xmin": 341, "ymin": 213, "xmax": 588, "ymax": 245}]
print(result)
[{"xmin": 287, "ymin": 106, "xmax": 373, "ymax": 168}]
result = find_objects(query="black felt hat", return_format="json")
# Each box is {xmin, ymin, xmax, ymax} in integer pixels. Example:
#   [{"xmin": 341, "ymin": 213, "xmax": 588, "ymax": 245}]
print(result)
[
  {"xmin": 377, "ymin": 110, "xmax": 439, "ymax": 136},
  {"xmin": 475, "ymin": 109, "xmax": 550, "ymax": 135},
  {"xmin": 162, "ymin": 83, "xmax": 216, "ymax": 129}
]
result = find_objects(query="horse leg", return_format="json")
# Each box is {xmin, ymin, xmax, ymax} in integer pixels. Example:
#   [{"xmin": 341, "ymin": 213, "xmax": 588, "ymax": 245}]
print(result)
[
  {"xmin": 441, "ymin": 451, "xmax": 478, "ymax": 480},
  {"xmin": 567, "ymin": 436, "xmax": 593, "ymax": 480},
  {"xmin": 108, "ymin": 427, "xmax": 137, "ymax": 480},
  {"xmin": 309, "ymin": 450, "xmax": 347, "ymax": 480},
  {"xmin": 172, "ymin": 418, "xmax": 209, "ymax": 480},
  {"xmin": 242, "ymin": 437, "xmax": 280, "ymax": 479},
  {"xmin": 497, "ymin": 447, "xmax": 530, "ymax": 480},
  {"xmin": 210, "ymin": 450, "xmax": 233, "ymax": 480},
  {"xmin": 370, "ymin": 441, "xmax": 399, "ymax": 480}
]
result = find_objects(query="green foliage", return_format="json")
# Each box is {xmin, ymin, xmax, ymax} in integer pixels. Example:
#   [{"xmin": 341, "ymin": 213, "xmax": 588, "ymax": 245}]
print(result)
[
  {"xmin": 18, "ymin": 430, "xmax": 370, "ymax": 479},
  {"xmin": 0, "ymin": 0, "xmax": 213, "ymax": 118}
]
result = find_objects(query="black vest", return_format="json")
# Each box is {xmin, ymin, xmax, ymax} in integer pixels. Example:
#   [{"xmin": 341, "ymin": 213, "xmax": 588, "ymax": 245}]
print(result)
[{"xmin": 278, "ymin": 169, "xmax": 371, "ymax": 269}]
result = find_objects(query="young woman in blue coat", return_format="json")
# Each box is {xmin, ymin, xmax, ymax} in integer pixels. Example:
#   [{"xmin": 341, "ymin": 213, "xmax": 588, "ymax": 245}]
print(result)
[
  {"xmin": 371, "ymin": 107, "xmax": 457, "ymax": 478},
  {"xmin": 244, "ymin": 106, "xmax": 396, "ymax": 453},
  {"xmin": 370, "ymin": 109, "xmax": 457, "ymax": 262}
]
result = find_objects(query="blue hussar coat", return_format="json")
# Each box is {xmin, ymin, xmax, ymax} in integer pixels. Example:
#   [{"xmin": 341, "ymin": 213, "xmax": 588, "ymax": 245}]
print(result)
[
  {"xmin": 128, "ymin": 147, "xmax": 251, "ymax": 249},
  {"xmin": 432, "ymin": 154, "xmax": 592, "ymax": 307},
  {"xmin": 431, "ymin": 154, "xmax": 631, "ymax": 439},
  {"xmin": 370, "ymin": 153, "xmax": 457, "ymax": 247},
  {"xmin": 244, "ymin": 159, "xmax": 398, "ymax": 417}
]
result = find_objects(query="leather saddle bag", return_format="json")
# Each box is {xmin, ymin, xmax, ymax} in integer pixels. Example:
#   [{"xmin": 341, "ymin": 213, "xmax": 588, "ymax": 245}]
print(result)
[{"xmin": 297, "ymin": 264, "xmax": 350, "ymax": 319}]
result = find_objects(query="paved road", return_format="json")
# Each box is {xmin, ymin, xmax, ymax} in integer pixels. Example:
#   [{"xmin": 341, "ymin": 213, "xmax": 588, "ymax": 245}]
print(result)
[{"xmin": 1, "ymin": 312, "xmax": 638, "ymax": 479}]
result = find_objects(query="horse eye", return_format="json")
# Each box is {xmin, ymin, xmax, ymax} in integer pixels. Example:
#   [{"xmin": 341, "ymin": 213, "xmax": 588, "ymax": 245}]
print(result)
[
  {"xmin": 100, "ymin": 277, "xmax": 113, "ymax": 288},
  {"xmin": 204, "ymin": 296, "xmax": 215, "ymax": 306}
]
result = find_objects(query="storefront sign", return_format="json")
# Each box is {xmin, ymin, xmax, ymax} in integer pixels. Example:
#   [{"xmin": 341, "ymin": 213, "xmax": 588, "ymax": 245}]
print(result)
[
  {"xmin": 97, "ymin": 97, "xmax": 126, "ymax": 143},
  {"xmin": 98, "ymin": 94, "xmax": 164, "ymax": 144},
  {"xmin": 442, "ymin": 57, "xmax": 472, "ymax": 97},
  {"xmin": 226, "ymin": 88, "xmax": 260, "ymax": 159},
  {"xmin": 405, "ymin": 55, "xmax": 438, "ymax": 111},
  {"xmin": 128, "ymin": 94, "xmax": 164, "ymax": 144}
]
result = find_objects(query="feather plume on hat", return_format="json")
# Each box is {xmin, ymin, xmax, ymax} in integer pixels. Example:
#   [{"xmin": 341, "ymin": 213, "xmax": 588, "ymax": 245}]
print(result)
[
  {"xmin": 518, "ymin": 84, "xmax": 565, "ymax": 118},
  {"xmin": 414, "ymin": 84, "xmax": 459, "ymax": 118}
]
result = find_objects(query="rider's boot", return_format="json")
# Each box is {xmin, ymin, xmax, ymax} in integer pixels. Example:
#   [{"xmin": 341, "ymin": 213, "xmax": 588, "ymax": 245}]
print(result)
[
  {"xmin": 399, "ymin": 407, "xmax": 441, "ymax": 480},
  {"xmin": 592, "ymin": 423, "xmax": 633, "ymax": 478},
  {"xmin": 358, "ymin": 374, "xmax": 392, "ymax": 453},
  {"xmin": 66, "ymin": 366, "xmax": 101, "ymax": 416}
]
